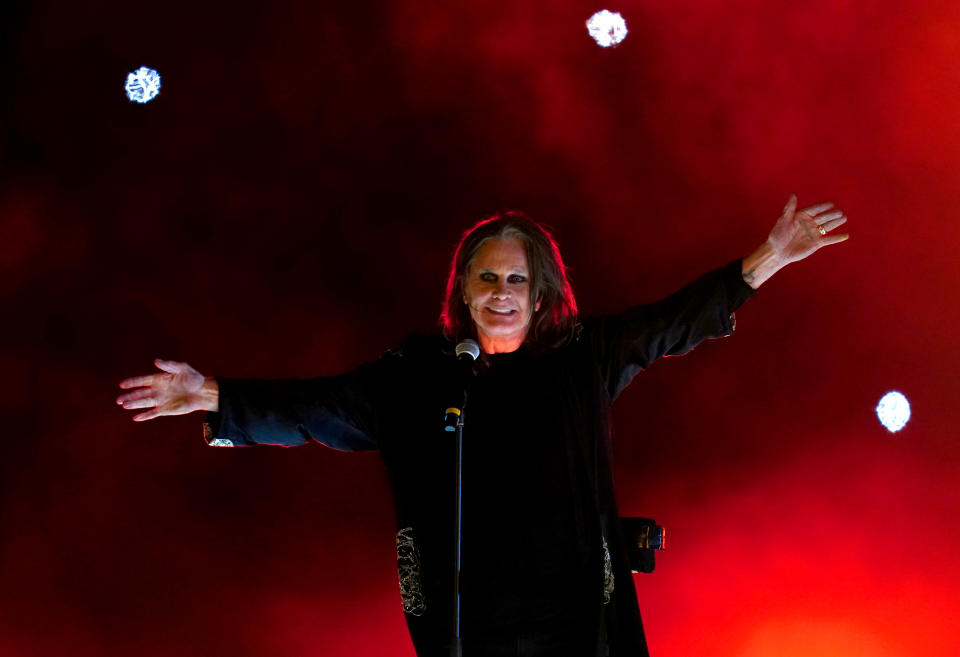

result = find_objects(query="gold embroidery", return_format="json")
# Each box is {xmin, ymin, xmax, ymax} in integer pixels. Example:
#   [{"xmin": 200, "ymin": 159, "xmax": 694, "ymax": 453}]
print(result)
[
  {"xmin": 602, "ymin": 536, "xmax": 615, "ymax": 604},
  {"xmin": 397, "ymin": 527, "xmax": 426, "ymax": 616}
]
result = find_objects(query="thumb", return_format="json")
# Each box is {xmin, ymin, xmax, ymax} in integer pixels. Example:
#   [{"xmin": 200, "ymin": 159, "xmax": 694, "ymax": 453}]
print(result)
[
  {"xmin": 782, "ymin": 193, "xmax": 797, "ymax": 219},
  {"xmin": 154, "ymin": 358, "xmax": 185, "ymax": 374}
]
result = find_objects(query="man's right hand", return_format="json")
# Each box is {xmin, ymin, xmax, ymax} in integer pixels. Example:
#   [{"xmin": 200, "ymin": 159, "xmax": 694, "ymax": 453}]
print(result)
[{"xmin": 116, "ymin": 359, "xmax": 219, "ymax": 421}]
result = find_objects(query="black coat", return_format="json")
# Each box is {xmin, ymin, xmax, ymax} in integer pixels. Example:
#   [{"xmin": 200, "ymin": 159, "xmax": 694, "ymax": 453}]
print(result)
[{"xmin": 203, "ymin": 258, "xmax": 756, "ymax": 656}]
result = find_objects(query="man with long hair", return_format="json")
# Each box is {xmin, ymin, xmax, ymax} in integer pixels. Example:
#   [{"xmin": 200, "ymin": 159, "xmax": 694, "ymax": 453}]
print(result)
[{"xmin": 117, "ymin": 197, "xmax": 848, "ymax": 656}]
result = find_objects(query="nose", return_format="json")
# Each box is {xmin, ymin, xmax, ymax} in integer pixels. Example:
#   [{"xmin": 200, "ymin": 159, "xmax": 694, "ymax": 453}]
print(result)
[{"xmin": 492, "ymin": 281, "xmax": 510, "ymax": 300}]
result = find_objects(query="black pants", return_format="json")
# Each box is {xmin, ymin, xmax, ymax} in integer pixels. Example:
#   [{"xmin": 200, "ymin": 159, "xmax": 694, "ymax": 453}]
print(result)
[{"xmin": 440, "ymin": 612, "xmax": 603, "ymax": 657}]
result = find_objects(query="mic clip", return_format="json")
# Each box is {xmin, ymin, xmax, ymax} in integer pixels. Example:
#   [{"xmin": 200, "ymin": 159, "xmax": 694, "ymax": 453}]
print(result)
[{"xmin": 443, "ymin": 407, "xmax": 462, "ymax": 432}]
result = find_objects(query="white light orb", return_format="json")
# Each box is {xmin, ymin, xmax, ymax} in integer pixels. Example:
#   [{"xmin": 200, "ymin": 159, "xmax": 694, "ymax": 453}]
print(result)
[
  {"xmin": 125, "ymin": 66, "xmax": 162, "ymax": 104},
  {"xmin": 586, "ymin": 10, "xmax": 628, "ymax": 48},
  {"xmin": 876, "ymin": 391, "xmax": 911, "ymax": 433}
]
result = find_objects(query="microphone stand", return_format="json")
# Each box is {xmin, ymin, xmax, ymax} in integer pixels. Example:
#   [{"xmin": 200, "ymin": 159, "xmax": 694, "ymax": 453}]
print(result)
[
  {"xmin": 447, "ymin": 340, "xmax": 478, "ymax": 657},
  {"xmin": 451, "ymin": 398, "xmax": 465, "ymax": 657}
]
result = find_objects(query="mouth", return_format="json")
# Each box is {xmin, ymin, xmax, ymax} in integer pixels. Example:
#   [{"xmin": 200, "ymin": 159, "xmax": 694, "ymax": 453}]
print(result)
[{"xmin": 486, "ymin": 307, "xmax": 517, "ymax": 316}]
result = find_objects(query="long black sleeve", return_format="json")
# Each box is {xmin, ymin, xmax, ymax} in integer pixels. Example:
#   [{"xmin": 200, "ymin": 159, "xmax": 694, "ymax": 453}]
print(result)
[
  {"xmin": 583, "ymin": 258, "xmax": 757, "ymax": 400},
  {"xmin": 201, "ymin": 359, "xmax": 388, "ymax": 451}
]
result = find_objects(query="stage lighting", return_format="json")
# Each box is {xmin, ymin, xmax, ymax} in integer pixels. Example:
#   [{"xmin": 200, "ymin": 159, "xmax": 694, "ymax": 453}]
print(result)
[
  {"xmin": 586, "ymin": 10, "xmax": 628, "ymax": 48},
  {"xmin": 876, "ymin": 391, "xmax": 910, "ymax": 433},
  {"xmin": 125, "ymin": 67, "xmax": 161, "ymax": 104}
]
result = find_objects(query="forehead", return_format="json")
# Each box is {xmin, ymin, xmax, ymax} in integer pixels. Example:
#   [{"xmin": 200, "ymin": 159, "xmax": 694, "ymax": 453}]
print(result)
[{"xmin": 470, "ymin": 237, "xmax": 529, "ymax": 272}]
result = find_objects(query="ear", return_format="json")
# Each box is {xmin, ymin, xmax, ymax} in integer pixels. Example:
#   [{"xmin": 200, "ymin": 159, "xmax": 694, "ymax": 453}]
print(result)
[{"xmin": 534, "ymin": 298, "xmax": 542, "ymax": 312}]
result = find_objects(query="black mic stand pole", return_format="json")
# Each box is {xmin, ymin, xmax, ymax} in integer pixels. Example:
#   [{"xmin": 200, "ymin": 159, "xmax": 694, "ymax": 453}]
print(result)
[
  {"xmin": 451, "ymin": 401, "xmax": 465, "ymax": 657},
  {"xmin": 447, "ymin": 339, "xmax": 478, "ymax": 657}
]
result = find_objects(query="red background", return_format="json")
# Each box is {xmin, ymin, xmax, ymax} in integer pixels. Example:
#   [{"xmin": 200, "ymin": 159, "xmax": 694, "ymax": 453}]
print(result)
[{"xmin": 2, "ymin": 1, "xmax": 958, "ymax": 655}]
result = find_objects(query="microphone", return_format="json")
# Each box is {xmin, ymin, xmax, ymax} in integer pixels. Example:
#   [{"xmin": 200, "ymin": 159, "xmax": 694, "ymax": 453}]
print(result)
[
  {"xmin": 444, "ymin": 340, "xmax": 480, "ymax": 431},
  {"xmin": 455, "ymin": 339, "xmax": 480, "ymax": 362}
]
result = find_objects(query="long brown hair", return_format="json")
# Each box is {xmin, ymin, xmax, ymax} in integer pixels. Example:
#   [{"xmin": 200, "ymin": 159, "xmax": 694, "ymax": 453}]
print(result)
[{"xmin": 439, "ymin": 210, "xmax": 578, "ymax": 350}]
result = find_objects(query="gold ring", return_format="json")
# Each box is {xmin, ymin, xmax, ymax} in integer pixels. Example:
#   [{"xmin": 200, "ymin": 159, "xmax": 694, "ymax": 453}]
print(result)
[{"xmin": 818, "ymin": 224, "xmax": 827, "ymax": 236}]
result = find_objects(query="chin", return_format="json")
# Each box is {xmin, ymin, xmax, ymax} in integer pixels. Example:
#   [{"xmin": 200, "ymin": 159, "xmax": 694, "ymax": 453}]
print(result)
[
  {"xmin": 480, "ymin": 318, "xmax": 524, "ymax": 333},
  {"xmin": 479, "ymin": 322, "xmax": 530, "ymax": 340}
]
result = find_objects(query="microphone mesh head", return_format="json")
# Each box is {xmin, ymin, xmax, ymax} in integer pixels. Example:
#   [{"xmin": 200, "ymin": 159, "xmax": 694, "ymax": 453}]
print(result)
[{"xmin": 455, "ymin": 339, "xmax": 480, "ymax": 361}]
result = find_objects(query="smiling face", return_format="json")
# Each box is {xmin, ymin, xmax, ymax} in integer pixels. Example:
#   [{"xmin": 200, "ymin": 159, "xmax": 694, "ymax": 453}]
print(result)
[{"xmin": 463, "ymin": 237, "xmax": 541, "ymax": 354}]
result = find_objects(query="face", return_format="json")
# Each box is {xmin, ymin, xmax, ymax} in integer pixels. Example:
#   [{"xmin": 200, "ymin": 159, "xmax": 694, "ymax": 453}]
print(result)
[{"xmin": 463, "ymin": 237, "xmax": 541, "ymax": 353}]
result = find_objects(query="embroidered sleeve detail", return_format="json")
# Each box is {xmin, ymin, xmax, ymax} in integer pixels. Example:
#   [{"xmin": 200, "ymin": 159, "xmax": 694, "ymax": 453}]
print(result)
[
  {"xmin": 602, "ymin": 535, "xmax": 615, "ymax": 604},
  {"xmin": 397, "ymin": 527, "xmax": 427, "ymax": 616},
  {"xmin": 203, "ymin": 422, "xmax": 234, "ymax": 447}
]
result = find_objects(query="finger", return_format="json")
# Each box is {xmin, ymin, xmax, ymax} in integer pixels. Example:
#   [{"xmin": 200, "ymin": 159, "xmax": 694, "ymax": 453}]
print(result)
[
  {"xmin": 122, "ymin": 397, "xmax": 157, "ymax": 410},
  {"xmin": 116, "ymin": 388, "xmax": 154, "ymax": 405},
  {"xmin": 800, "ymin": 201, "xmax": 835, "ymax": 216},
  {"xmin": 814, "ymin": 210, "xmax": 844, "ymax": 225},
  {"xmin": 133, "ymin": 408, "xmax": 161, "ymax": 422},
  {"xmin": 820, "ymin": 216, "xmax": 847, "ymax": 233},
  {"xmin": 821, "ymin": 233, "xmax": 849, "ymax": 246},
  {"xmin": 119, "ymin": 374, "xmax": 156, "ymax": 389},
  {"xmin": 155, "ymin": 359, "xmax": 186, "ymax": 374}
]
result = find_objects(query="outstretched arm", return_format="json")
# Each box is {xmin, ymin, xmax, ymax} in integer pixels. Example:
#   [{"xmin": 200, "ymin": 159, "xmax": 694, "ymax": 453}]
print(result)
[
  {"xmin": 117, "ymin": 358, "xmax": 383, "ymax": 450},
  {"xmin": 117, "ymin": 359, "xmax": 218, "ymax": 421},
  {"xmin": 741, "ymin": 194, "xmax": 849, "ymax": 289}
]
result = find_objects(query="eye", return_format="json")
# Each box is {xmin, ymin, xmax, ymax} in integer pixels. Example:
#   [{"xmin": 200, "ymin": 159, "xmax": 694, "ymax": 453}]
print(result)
[
  {"xmin": 480, "ymin": 272, "xmax": 497, "ymax": 282},
  {"xmin": 508, "ymin": 274, "xmax": 527, "ymax": 284}
]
